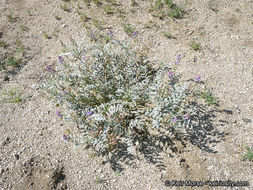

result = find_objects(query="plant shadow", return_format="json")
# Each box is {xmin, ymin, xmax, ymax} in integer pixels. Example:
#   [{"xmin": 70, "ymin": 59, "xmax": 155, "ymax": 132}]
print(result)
[{"xmin": 101, "ymin": 103, "xmax": 230, "ymax": 174}]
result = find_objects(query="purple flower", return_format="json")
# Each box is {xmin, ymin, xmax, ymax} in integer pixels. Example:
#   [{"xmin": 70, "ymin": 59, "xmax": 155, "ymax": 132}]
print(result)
[
  {"xmin": 168, "ymin": 71, "xmax": 174, "ymax": 80},
  {"xmin": 63, "ymin": 134, "xmax": 70, "ymax": 141},
  {"xmin": 194, "ymin": 75, "xmax": 201, "ymax": 82},
  {"xmin": 90, "ymin": 30, "xmax": 98, "ymax": 39},
  {"xmin": 131, "ymin": 31, "xmax": 138, "ymax": 37},
  {"xmin": 175, "ymin": 55, "xmax": 181, "ymax": 64},
  {"xmin": 56, "ymin": 110, "xmax": 62, "ymax": 117},
  {"xmin": 83, "ymin": 56, "xmax": 86, "ymax": 61},
  {"xmin": 58, "ymin": 56, "xmax": 64, "ymax": 64},
  {"xmin": 46, "ymin": 66, "xmax": 53, "ymax": 71},
  {"xmin": 108, "ymin": 30, "xmax": 113, "ymax": 36},
  {"xmin": 185, "ymin": 86, "xmax": 190, "ymax": 90},
  {"xmin": 168, "ymin": 71, "xmax": 174, "ymax": 77},
  {"xmin": 86, "ymin": 111, "xmax": 93, "ymax": 117},
  {"xmin": 183, "ymin": 113, "xmax": 190, "ymax": 120},
  {"xmin": 90, "ymin": 31, "xmax": 96, "ymax": 39},
  {"xmin": 172, "ymin": 117, "xmax": 178, "ymax": 123}
]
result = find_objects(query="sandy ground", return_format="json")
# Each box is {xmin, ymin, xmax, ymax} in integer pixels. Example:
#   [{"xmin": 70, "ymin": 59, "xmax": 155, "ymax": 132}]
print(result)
[{"xmin": 0, "ymin": 0, "xmax": 252, "ymax": 189}]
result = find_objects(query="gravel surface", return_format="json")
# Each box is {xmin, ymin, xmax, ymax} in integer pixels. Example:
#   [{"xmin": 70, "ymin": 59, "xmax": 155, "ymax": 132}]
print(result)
[{"xmin": 0, "ymin": 0, "xmax": 252, "ymax": 189}]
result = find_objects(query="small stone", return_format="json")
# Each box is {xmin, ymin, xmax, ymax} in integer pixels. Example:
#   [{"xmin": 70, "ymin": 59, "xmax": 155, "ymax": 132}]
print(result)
[
  {"xmin": 143, "ymin": 60, "xmax": 149, "ymax": 64},
  {"xmin": 14, "ymin": 154, "xmax": 20, "ymax": 160},
  {"xmin": 62, "ymin": 24, "xmax": 67, "ymax": 28},
  {"xmin": 242, "ymin": 118, "xmax": 252, "ymax": 123},
  {"xmin": 189, "ymin": 30, "xmax": 194, "ymax": 35},
  {"xmin": 180, "ymin": 158, "xmax": 186, "ymax": 163},
  {"xmin": 3, "ymin": 75, "xmax": 9, "ymax": 82},
  {"xmin": 31, "ymin": 84, "xmax": 36, "ymax": 89},
  {"xmin": 2, "ymin": 137, "xmax": 10, "ymax": 146}
]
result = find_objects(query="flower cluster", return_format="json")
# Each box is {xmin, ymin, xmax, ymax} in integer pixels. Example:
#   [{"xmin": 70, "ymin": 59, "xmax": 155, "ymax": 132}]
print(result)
[{"xmin": 40, "ymin": 36, "xmax": 200, "ymax": 154}]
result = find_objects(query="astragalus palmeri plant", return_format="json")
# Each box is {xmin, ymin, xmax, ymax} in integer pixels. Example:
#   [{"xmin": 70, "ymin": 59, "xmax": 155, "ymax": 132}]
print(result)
[{"xmin": 40, "ymin": 35, "xmax": 199, "ymax": 154}]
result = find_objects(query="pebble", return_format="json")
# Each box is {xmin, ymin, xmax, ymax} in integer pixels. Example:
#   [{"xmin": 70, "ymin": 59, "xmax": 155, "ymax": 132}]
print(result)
[
  {"xmin": 2, "ymin": 137, "xmax": 10, "ymax": 146},
  {"xmin": 242, "ymin": 118, "xmax": 252, "ymax": 123},
  {"xmin": 3, "ymin": 75, "xmax": 9, "ymax": 82},
  {"xmin": 14, "ymin": 154, "xmax": 20, "ymax": 160}
]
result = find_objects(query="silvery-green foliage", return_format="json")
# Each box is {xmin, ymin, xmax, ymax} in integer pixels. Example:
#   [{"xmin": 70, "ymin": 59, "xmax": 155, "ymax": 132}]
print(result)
[{"xmin": 40, "ymin": 36, "xmax": 198, "ymax": 154}]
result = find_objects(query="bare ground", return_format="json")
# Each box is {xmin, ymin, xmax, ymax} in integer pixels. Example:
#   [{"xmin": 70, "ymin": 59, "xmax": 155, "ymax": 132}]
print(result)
[{"xmin": 0, "ymin": 0, "xmax": 252, "ymax": 189}]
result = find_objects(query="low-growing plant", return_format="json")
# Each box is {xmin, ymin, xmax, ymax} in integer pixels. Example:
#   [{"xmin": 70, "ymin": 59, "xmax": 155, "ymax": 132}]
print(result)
[
  {"xmin": 15, "ymin": 39, "xmax": 22, "ymax": 47},
  {"xmin": 149, "ymin": 0, "xmax": 184, "ymax": 19},
  {"xmin": 190, "ymin": 41, "xmax": 201, "ymax": 51},
  {"xmin": 150, "ymin": 0, "xmax": 164, "ymax": 18},
  {"xmin": 55, "ymin": 15, "xmax": 61, "ymax": 20},
  {"xmin": 79, "ymin": 13, "xmax": 90, "ymax": 22},
  {"xmin": 17, "ymin": 46, "xmax": 25, "ymax": 54},
  {"xmin": 20, "ymin": 25, "xmax": 28, "ymax": 31},
  {"xmin": 243, "ymin": 146, "xmax": 253, "ymax": 162},
  {"xmin": 154, "ymin": 0, "xmax": 163, "ymax": 12},
  {"xmin": 144, "ymin": 23, "xmax": 150, "ymax": 29},
  {"xmin": 83, "ymin": 23, "xmax": 91, "ymax": 30},
  {"xmin": 196, "ymin": 88, "xmax": 218, "ymax": 106},
  {"xmin": 115, "ymin": 171, "xmax": 120, "ymax": 176},
  {"xmin": 165, "ymin": 0, "xmax": 184, "ymax": 19},
  {"xmin": 235, "ymin": 8, "xmax": 240, "ymax": 13},
  {"xmin": 88, "ymin": 151, "xmax": 97, "ymax": 158},
  {"xmin": 6, "ymin": 12, "xmax": 16, "ymax": 22},
  {"xmin": 5, "ymin": 56, "xmax": 21, "ymax": 67},
  {"xmin": 0, "ymin": 41, "xmax": 7, "ymax": 48},
  {"xmin": 0, "ymin": 63, "xmax": 4, "ymax": 71},
  {"xmin": 43, "ymin": 31, "xmax": 51, "ymax": 39},
  {"xmin": 60, "ymin": 4, "xmax": 70, "ymax": 12},
  {"xmin": 40, "ymin": 34, "xmax": 209, "ymax": 155},
  {"xmin": 95, "ymin": 176, "xmax": 101, "ymax": 184},
  {"xmin": 27, "ymin": 9, "xmax": 32, "ymax": 16},
  {"xmin": 131, "ymin": 0, "xmax": 137, "ymax": 6},
  {"xmin": 123, "ymin": 24, "xmax": 135, "ymax": 36},
  {"xmin": 15, "ymin": 40, "xmax": 25, "ymax": 54},
  {"xmin": 104, "ymin": 0, "xmax": 116, "ymax": 4},
  {"xmin": 168, "ymin": 5, "xmax": 183, "ymax": 18},
  {"xmin": 162, "ymin": 31, "xmax": 172, "ymax": 39},
  {"xmin": 83, "ymin": 0, "xmax": 91, "ymax": 5},
  {"xmin": 103, "ymin": 5, "xmax": 114, "ymax": 14},
  {"xmin": 0, "ymin": 56, "xmax": 21, "ymax": 71},
  {"xmin": 144, "ymin": 20, "xmax": 156, "ymax": 29},
  {"xmin": 208, "ymin": 0, "xmax": 218, "ymax": 12},
  {"xmin": 93, "ymin": 19, "xmax": 101, "ymax": 30},
  {"xmin": 92, "ymin": 0, "xmax": 101, "ymax": 6},
  {"xmin": 0, "ymin": 88, "xmax": 22, "ymax": 103}
]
